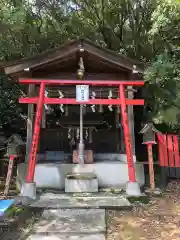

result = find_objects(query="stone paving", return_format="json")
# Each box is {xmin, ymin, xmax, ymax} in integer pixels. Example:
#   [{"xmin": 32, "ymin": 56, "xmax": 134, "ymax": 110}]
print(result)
[
  {"xmin": 26, "ymin": 193, "xmax": 131, "ymax": 239},
  {"xmin": 0, "ymin": 192, "xmax": 131, "ymax": 239},
  {"xmin": 28, "ymin": 233, "xmax": 105, "ymax": 240},
  {"xmin": 26, "ymin": 209, "xmax": 106, "ymax": 240}
]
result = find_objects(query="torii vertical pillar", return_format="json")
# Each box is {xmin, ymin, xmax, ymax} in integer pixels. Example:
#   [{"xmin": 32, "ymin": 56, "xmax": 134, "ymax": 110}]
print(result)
[
  {"xmin": 26, "ymin": 85, "xmax": 34, "ymax": 162},
  {"xmin": 127, "ymin": 86, "xmax": 135, "ymax": 154},
  {"xmin": 119, "ymin": 84, "xmax": 141, "ymax": 196},
  {"xmin": 21, "ymin": 82, "xmax": 45, "ymax": 199}
]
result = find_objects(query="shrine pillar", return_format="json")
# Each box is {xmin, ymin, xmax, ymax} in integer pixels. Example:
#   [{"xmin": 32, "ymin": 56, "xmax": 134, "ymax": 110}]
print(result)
[
  {"xmin": 119, "ymin": 84, "xmax": 141, "ymax": 196},
  {"xmin": 41, "ymin": 107, "xmax": 46, "ymax": 128},
  {"xmin": 25, "ymin": 80, "xmax": 34, "ymax": 162},
  {"xmin": 127, "ymin": 86, "xmax": 135, "ymax": 155}
]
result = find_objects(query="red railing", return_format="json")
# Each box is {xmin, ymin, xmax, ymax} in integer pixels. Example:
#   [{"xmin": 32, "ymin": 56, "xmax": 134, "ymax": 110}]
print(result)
[{"xmin": 157, "ymin": 133, "xmax": 180, "ymax": 167}]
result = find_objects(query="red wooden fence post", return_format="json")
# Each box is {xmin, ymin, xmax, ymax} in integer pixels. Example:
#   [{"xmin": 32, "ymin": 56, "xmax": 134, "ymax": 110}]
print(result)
[
  {"xmin": 119, "ymin": 84, "xmax": 141, "ymax": 196},
  {"xmin": 3, "ymin": 155, "xmax": 16, "ymax": 198},
  {"xmin": 157, "ymin": 133, "xmax": 169, "ymax": 188},
  {"xmin": 173, "ymin": 135, "xmax": 180, "ymax": 167},
  {"xmin": 157, "ymin": 133, "xmax": 165, "ymax": 167}
]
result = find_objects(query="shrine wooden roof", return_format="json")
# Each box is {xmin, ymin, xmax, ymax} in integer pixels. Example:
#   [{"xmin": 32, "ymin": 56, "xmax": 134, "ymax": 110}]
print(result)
[{"xmin": 2, "ymin": 38, "xmax": 144, "ymax": 80}]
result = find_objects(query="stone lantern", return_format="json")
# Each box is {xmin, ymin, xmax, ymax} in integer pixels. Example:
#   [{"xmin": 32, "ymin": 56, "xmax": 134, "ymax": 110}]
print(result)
[
  {"xmin": 6, "ymin": 134, "xmax": 25, "ymax": 157},
  {"xmin": 4, "ymin": 134, "xmax": 25, "ymax": 197},
  {"xmin": 140, "ymin": 122, "xmax": 159, "ymax": 190},
  {"xmin": 140, "ymin": 123, "xmax": 159, "ymax": 144}
]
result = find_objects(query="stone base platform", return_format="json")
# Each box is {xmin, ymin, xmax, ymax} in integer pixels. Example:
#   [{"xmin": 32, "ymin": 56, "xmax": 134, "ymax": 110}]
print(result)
[
  {"xmin": 65, "ymin": 173, "xmax": 98, "ymax": 193},
  {"xmin": 16, "ymin": 162, "xmax": 145, "ymax": 190}
]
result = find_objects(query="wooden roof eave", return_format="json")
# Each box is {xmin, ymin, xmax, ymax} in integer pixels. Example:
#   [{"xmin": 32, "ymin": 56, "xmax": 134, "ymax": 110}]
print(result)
[
  {"xmin": 82, "ymin": 40, "xmax": 144, "ymax": 74},
  {"xmin": 2, "ymin": 38, "xmax": 144, "ymax": 79},
  {"xmin": 3, "ymin": 41, "xmax": 80, "ymax": 76}
]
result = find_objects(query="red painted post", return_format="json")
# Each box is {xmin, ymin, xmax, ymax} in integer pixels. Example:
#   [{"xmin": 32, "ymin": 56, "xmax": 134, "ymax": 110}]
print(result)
[
  {"xmin": 147, "ymin": 143, "xmax": 155, "ymax": 189},
  {"xmin": 163, "ymin": 134, "xmax": 169, "ymax": 167},
  {"xmin": 26, "ymin": 82, "xmax": 45, "ymax": 183},
  {"xmin": 173, "ymin": 135, "xmax": 180, "ymax": 167},
  {"xmin": 119, "ymin": 84, "xmax": 136, "ymax": 182},
  {"xmin": 157, "ymin": 133, "xmax": 165, "ymax": 167},
  {"xmin": 4, "ymin": 155, "xmax": 16, "ymax": 197},
  {"xmin": 167, "ymin": 135, "xmax": 174, "ymax": 167}
]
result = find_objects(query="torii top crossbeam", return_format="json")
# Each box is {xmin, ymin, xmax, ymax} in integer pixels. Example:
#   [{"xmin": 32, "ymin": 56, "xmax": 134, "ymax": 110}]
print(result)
[
  {"xmin": 19, "ymin": 79, "xmax": 144, "ymax": 106},
  {"xmin": 19, "ymin": 79, "xmax": 144, "ymax": 86}
]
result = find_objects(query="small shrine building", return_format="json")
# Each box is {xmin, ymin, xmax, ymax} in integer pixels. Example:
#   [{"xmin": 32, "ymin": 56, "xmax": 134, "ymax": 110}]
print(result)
[{"xmin": 2, "ymin": 39, "xmax": 145, "ymax": 196}]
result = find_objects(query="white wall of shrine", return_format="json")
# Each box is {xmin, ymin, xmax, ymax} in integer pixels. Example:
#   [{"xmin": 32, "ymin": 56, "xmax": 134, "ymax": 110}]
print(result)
[{"xmin": 16, "ymin": 161, "xmax": 145, "ymax": 190}]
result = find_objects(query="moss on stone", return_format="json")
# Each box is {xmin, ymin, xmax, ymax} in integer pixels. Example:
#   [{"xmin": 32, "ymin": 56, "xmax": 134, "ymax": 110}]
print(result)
[
  {"xmin": 127, "ymin": 195, "xmax": 150, "ymax": 204},
  {"xmin": 66, "ymin": 173, "xmax": 97, "ymax": 180}
]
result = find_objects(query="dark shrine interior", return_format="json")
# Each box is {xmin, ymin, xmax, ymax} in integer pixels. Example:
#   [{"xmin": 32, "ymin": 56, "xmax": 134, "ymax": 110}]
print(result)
[{"xmin": 39, "ymin": 103, "xmax": 124, "ymax": 154}]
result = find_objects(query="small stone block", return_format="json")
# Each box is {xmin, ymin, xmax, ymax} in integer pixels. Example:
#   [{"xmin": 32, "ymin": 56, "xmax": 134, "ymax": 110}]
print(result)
[
  {"xmin": 126, "ymin": 181, "xmax": 141, "ymax": 197},
  {"xmin": 145, "ymin": 188, "xmax": 162, "ymax": 196},
  {"xmin": 65, "ymin": 173, "xmax": 98, "ymax": 193},
  {"xmin": 20, "ymin": 182, "xmax": 36, "ymax": 200}
]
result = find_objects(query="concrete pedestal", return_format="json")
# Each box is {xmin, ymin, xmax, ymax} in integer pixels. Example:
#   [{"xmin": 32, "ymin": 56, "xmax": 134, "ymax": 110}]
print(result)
[
  {"xmin": 20, "ymin": 182, "xmax": 36, "ymax": 199},
  {"xmin": 126, "ymin": 181, "xmax": 141, "ymax": 197},
  {"xmin": 65, "ymin": 173, "xmax": 98, "ymax": 193}
]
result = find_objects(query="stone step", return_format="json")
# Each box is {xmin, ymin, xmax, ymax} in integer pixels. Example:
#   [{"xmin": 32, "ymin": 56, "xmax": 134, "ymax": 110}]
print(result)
[
  {"xmin": 30, "ymin": 192, "xmax": 131, "ymax": 209},
  {"xmin": 27, "ymin": 233, "xmax": 105, "ymax": 240}
]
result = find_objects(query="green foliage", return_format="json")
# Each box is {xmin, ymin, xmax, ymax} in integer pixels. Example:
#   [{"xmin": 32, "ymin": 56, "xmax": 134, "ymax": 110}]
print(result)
[
  {"xmin": 0, "ymin": 73, "xmax": 22, "ymax": 125},
  {"xmin": 0, "ymin": 0, "xmax": 179, "ymax": 130},
  {"xmin": 144, "ymin": 0, "xmax": 180, "ymax": 127},
  {"xmin": 69, "ymin": 0, "xmax": 156, "ymax": 60},
  {"xmin": 144, "ymin": 50, "xmax": 180, "ymax": 124},
  {"xmin": 6, "ymin": 205, "xmax": 24, "ymax": 218},
  {"xmin": 149, "ymin": 0, "xmax": 180, "ymax": 52}
]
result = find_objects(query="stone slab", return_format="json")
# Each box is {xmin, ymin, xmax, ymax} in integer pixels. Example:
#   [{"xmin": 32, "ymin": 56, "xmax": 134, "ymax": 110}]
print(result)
[
  {"xmin": 33, "ymin": 209, "xmax": 105, "ymax": 233},
  {"xmin": 27, "ymin": 233, "xmax": 105, "ymax": 240},
  {"xmin": 65, "ymin": 174, "xmax": 98, "ymax": 193},
  {"xmin": 30, "ymin": 193, "xmax": 131, "ymax": 208}
]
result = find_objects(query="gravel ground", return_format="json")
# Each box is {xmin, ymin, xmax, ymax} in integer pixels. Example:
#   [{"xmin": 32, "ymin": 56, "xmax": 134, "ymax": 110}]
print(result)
[
  {"xmin": 107, "ymin": 180, "xmax": 180, "ymax": 240},
  {"xmin": 1, "ymin": 180, "xmax": 180, "ymax": 240}
]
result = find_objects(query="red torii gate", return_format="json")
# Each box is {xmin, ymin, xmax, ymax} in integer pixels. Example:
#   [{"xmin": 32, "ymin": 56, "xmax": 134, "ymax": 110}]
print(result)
[{"xmin": 19, "ymin": 79, "xmax": 144, "ymax": 197}]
